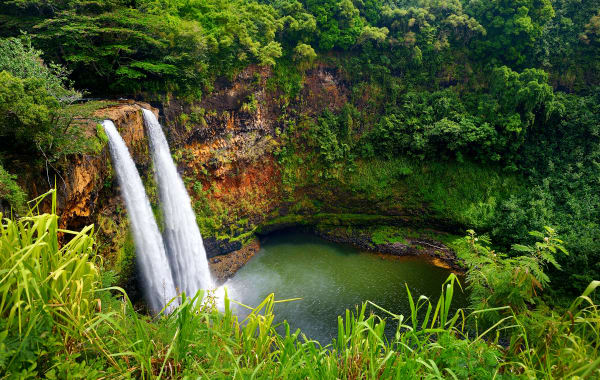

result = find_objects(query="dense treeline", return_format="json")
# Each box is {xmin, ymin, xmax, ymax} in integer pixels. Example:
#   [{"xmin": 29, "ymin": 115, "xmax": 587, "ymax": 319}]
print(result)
[
  {"xmin": 0, "ymin": 1, "xmax": 599, "ymax": 296},
  {"xmin": 1, "ymin": 0, "xmax": 598, "ymax": 94}
]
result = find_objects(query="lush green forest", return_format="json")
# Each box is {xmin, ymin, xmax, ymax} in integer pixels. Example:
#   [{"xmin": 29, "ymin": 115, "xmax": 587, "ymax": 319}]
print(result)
[
  {"xmin": 1, "ymin": 0, "xmax": 600, "ymax": 378},
  {"xmin": 2, "ymin": 0, "xmax": 598, "ymax": 295}
]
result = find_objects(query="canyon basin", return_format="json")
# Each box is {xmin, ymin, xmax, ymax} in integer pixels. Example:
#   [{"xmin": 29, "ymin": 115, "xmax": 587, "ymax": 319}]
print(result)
[{"xmin": 222, "ymin": 231, "xmax": 468, "ymax": 344}]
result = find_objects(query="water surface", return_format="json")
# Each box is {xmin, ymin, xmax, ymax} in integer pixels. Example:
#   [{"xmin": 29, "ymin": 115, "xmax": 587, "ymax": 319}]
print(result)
[{"xmin": 225, "ymin": 231, "xmax": 467, "ymax": 344}]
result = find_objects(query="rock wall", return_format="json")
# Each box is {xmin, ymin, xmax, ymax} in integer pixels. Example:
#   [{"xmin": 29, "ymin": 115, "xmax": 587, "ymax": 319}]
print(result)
[
  {"xmin": 58, "ymin": 102, "xmax": 156, "ymax": 230},
  {"xmin": 42, "ymin": 64, "xmax": 352, "ymax": 249},
  {"xmin": 150, "ymin": 64, "xmax": 353, "ymax": 247},
  {"xmin": 27, "ymin": 64, "xmax": 463, "ymax": 283}
]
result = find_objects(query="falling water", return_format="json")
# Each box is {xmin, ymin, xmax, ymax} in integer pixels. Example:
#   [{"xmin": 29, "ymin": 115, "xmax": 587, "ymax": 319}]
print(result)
[
  {"xmin": 142, "ymin": 109, "xmax": 214, "ymax": 297},
  {"xmin": 102, "ymin": 120, "xmax": 177, "ymax": 313}
]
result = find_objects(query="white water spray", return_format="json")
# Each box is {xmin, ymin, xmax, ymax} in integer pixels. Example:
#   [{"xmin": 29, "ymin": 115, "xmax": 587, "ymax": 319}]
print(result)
[
  {"xmin": 142, "ymin": 109, "xmax": 214, "ymax": 297},
  {"xmin": 102, "ymin": 120, "xmax": 177, "ymax": 313}
]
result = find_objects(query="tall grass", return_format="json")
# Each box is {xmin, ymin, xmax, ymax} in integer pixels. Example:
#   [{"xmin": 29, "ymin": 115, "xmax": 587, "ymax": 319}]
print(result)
[
  {"xmin": 0, "ymin": 190, "xmax": 100, "ymax": 375},
  {"xmin": 1, "ymin": 192, "xmax": 599, "ymax": 378},
  {"xmin": 503, "ymin": 280, "xmax": 600, "ymax": 379}
]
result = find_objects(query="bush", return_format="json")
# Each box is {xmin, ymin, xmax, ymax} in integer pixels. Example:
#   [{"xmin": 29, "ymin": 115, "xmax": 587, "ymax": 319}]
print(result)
[
  {"xmin": 0, "ymin": 164, "xmax": 26, "ymax": 213},
  {"xmin": 1, "ymin": 197, "xmax": 600, "ymax": 378},
  {"xmin": 0, "ymin": 35, "xmax": 80, "ymax": 103},
  {"xmin": 464, "ymin": 227, "xmax": 567, "ymax": 321}
]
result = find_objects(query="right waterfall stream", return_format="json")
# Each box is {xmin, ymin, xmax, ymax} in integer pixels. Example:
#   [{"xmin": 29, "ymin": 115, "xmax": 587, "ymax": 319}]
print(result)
[{"xmin": 143, "ymin": 109, "xmax": 214, "ymax": 297}]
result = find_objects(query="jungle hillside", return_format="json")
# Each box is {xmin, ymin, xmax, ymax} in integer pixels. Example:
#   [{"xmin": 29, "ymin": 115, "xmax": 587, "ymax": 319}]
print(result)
[{"xmin": 1, "ymin": 0, "xmax": 600, "ymax": 378}]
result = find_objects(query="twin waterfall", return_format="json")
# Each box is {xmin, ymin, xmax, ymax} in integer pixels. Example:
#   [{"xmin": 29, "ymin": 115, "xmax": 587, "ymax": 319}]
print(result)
[
  {"xmin": 103, "ymin": 110, "xmax": 213, "ymax": 313},
  {"xmin": 102, "ymin": 120, "xmax": 178, "ymax": 312}
]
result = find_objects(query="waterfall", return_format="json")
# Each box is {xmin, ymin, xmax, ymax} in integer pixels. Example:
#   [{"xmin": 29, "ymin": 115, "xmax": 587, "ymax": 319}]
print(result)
[
  {"xmin": 102, "ymin": 120, "xmax": 177, "ymax": 313},
  {"xmin": 142, "ymin": 109, "xmax": 214, "ymax": 297}
]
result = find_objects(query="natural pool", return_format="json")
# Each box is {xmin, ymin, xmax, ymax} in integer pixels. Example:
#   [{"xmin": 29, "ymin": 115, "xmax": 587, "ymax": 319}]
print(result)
[{"xmin": 224, "ymin": 231, "xmax": 468, "ymax": 344}]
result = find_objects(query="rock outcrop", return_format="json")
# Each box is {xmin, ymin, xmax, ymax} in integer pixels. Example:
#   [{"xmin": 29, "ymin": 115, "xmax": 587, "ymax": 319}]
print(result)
[{"xmin": 58, "ymin": 102, "xmax": 156, "ymax": 230}]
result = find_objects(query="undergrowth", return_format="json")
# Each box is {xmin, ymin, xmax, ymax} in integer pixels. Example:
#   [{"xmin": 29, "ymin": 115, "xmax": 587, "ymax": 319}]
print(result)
[{"xmin": 1, "ymin": 191, "xmax": 599, "ymax": 379}]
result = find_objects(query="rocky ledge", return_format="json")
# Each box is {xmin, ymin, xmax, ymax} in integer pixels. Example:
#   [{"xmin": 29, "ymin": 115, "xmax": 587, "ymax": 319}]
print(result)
[
  {"xmin": 209, "ymin": 238, "xmax": 260, "ymax": 283},
  {"xmin": 210, "ymin": 223, "xmax": 465, "ymax": 282},
  {"xmin": 313, "ymin": 226, "xmax": 465, "ymax": 272}
]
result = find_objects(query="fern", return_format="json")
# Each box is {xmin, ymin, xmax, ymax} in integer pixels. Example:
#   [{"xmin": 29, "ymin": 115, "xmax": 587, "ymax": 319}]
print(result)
[{"xmin": 465, "ymin": 227, "xmax": 568, "ymax": 322}]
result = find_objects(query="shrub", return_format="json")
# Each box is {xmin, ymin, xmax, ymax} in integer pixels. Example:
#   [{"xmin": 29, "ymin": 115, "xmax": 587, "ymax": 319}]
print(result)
[{"xmin": 0, "ymin": 164, "xmax": 26, "ymax": 213}]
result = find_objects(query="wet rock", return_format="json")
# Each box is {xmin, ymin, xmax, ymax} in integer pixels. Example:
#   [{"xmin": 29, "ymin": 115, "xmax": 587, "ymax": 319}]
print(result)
[
  {"xmin": 203, "ymin": 237, "xmax": 243, "ymax": 258},
  {"xmin": 314, "ymin": 226, "xmax": 465, "ymax": 272},
  {"xmin": 47, "ymin": 101, "xmax": 156, "ymax": 230},
  {"xmin": 377, "ymin": 242, "xmax": 411, "ymax": 255}
]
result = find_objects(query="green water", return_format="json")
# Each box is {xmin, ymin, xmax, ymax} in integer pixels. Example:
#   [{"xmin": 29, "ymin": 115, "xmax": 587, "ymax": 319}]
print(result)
[{"xmin": 225, "ymin": 231, "xmax": 468, "ymax": 344}]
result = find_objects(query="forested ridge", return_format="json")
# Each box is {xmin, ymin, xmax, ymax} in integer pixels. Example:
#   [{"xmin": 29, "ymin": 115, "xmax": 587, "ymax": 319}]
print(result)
[{"xmin": 1, "ymin": 0, "xmax": 600, "ymax": 378}]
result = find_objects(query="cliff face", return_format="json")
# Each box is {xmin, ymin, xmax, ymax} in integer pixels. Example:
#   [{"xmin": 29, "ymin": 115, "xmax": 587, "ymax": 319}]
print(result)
[
  {"xmin": 45, "ymin": 65, "xmax": 352, "ymax": 245},
  {"xmin": 58, "ymin": 102, "xmax": 156, "ymax": 230},
  {"xmin": 160, "ymin": 66, "xmax": 284, "ymax": 243},
  {"xmin": 151, "ymin": 65, "xmax": 353, "ymax": 246},
  {"xmin": 35, "ymin": 64, "xmax": 460, "ymax": 284},
  {"xmin": 9, "ymin": 101, "xmax": 160, "ymax": 292}
]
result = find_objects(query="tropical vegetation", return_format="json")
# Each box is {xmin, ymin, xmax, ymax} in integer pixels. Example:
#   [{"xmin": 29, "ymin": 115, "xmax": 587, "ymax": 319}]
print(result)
[
  {"xmin": 1, "ymin": 194, "xmax": 599, "ymax": 378},
  {"xmin": 1, "ymin": 0, "xmax": 600, "ymax": 377}
]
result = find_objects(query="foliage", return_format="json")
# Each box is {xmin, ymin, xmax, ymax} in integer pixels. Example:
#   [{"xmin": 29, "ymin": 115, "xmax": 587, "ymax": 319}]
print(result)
[
  {"xmin": 506, "ymin": 280, "xmax": 600, "ymax": 379},
  {"xmin": 293, "ymin": 42, "xmax": 317, "ymax": 68},
  {"xmin": 2, "ymin": 202, "xmax": 600, "ymax": 378},
  {"xmin": 0, "ymin": 70, "xmax": 57, "ymax": 145},
  {"xmin": 0, "ymin": 190, "xmax": 99, "ymax": 375},
  {"xmin": 3, "ymin": 0, "xmax": 294, "ymax": 96},
  {"xmin": 361, "ymin": 89, "xmax": 495, "ymax": 161},
  {"xmin": 0, "ymin": 164, "xmax": 26, "ymax": 213},
  {"xmin": 0, "ymin": 0, "xmax": 599, "ymax": 336},
  {"xmin": 492, "ymin": 90, "xmax": 600, "ymax": 294},
  {"xmin": 360, "ymin": 66, "xmax": 554, "ymax": 164},
  {"xmin": 536, "ymin": 0, "xmax": 600, "ymax": 91},
  {"xmin": 467, "ymin": 0, "xmax": 555, "ymax": 66},
  {"xmin": 582, "ymin": 11, "xmax": 600, "ymax": 45},
  {"xmin": 371, "ymin": 225, "xmax": 408, "ymax": 245},
  {"xmin": 274, "ymin": 0, "xmax": 317, "ymax": 47},
  {"xmin": 0, "ymin": 36, "xmax": 89, "ymax": 164},
  {"xmin": 33, "ymin": 7, "xmax": 210, "ymax": 97},
  {"xmin": 268, "ymin": 51, "xmax": 597, "ymax": 299},
  {"xmin": 0, "ymin": 35, "xmax": 80, "ymax": 102},
  {"xmin": 464, "ymin": 227, "xmax": 567, "ymax": 320}
]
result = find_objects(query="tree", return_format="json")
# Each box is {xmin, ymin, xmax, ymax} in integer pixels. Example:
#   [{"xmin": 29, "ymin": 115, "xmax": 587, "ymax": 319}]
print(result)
[
  {"xmin": 0, "ymin": 164, "xmax": 26, "ymax": 213},
  {"xmin": 0, "ymin": 37, "xmax": 88, "ymax": 163},
  {"xmin": 581, "ymin": 11, "xmax": 600, "ymax": 45},
  {"xmin": 467, "ymin": 0, "xmax": 555, "ymax": 66},
  {"xmin": 303, "ymin": 0, "xmax": 364, "ymax": 50},
  {"xmin": 274, "ymin": 0, "xmax": 317, "ymax": 46},
  {"xmin": 0, "ymin": 69, "xmax": 57, "ymax": 143},
  {"xmin": 33, "ymin": 8, "xmax": 209, "ymax": 95},
  {"xmin": 357, "ymin": 25, "xmax": 389, "ymax": 45},
  {"xmin": 293, "ymin": 42, "xmax": 317, "ymax": 69},
  {"xmin": 465, "ymin": 227, "xmax": 567, "ymax": 322},
  {"xmin": 488, "ymin": 66, "xmax": 553, "ymax": 134},
  {"xmin": 377, "ymin": 0, "xmax": 484, "ymax": 72},
  {"xmin": 0, "ymin": 35, "xmax": 80, "ymax": 102}
]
